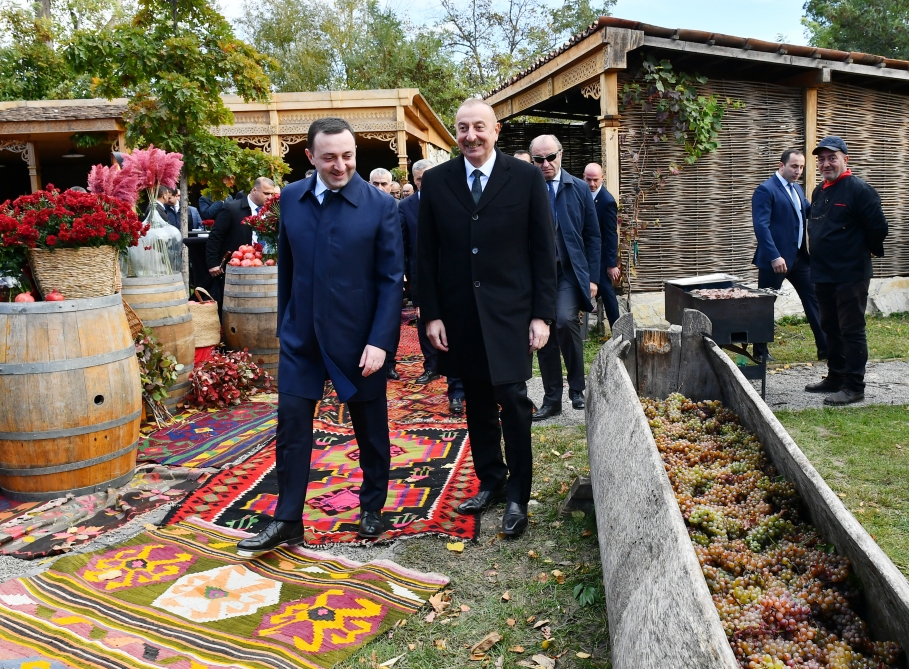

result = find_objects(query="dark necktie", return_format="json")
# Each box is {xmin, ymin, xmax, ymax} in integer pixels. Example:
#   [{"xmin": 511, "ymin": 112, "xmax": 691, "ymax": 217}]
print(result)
[
  {"xmin": 547, "ymin": 180, "xmax": 557, "ymax": 226},
  {"xmin": 322, "ymin": 190, "xmax": 333, "ymax": 207},
  {"xmin": 471, "ymin": 169, "xmax": 483, "ymax": 204}
]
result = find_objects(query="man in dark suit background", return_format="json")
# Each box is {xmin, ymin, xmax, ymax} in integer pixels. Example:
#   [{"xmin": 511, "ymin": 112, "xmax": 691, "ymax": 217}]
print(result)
[
  {"xmin": 529, "ymin": 135, "xmax": 600, "ymax": 421},
  {"xmin": 752, "ymin": 149, "xmax": 826, "ymax": 361},
  {"xmin": 418, "ymin": 99, "xmax": 556, "ymax": 537},
  {"xmin": 205, "ymin": 176, "xmax": 276, "ymax": 303},
  {"xmin": 237, "ymin": 118, "xmax": 403, "ymax": 555},
  {"xmin": 399, "ymin": 158, "xmax": 465, "ymax": 414},
  {"xmin": 583, "ymin": 163, "xmax": 621, "ymax": 328}
]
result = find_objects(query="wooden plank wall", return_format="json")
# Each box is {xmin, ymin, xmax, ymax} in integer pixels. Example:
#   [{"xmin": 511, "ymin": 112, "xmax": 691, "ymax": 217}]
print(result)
[
  {"xmin": 618, "ymin": 77, "xmax": 805, "ymax": 292},
  {"xmin": 817, "ymin": 84, "xmax": 909, "ymax": 279}
]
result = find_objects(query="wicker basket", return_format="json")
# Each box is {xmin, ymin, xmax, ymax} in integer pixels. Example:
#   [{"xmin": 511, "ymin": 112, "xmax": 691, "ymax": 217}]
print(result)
[
  {"xmin": 188, "ymin": 287, "xmax": 221, "ymax": 347},
  {"xmin": 28, "ymin": 246, "xmax": 121, "ymax": 299},
  {"xmin": 123, "ymin": 301, "xmax": 144, "ymax": 339}
]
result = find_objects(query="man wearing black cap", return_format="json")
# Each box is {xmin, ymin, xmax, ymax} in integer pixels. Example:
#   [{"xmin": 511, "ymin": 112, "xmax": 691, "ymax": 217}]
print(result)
[{"xmin": 804, "ymin": 136, "xmax": 888, "ymax": 405}]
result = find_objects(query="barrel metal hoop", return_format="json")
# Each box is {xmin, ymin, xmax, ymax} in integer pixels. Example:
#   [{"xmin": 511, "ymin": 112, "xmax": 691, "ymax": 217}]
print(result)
[
  {"xmin": 244, "ymin": 348, "xmax": 279, "ymax": 356},
  {"xmin": 121, "ymin": 274, "xmax": 184, "ymax": 286},
  {"xmin": 0, "ymin": 470, "xmax": 136, "ymax": 501},
  {"xmin": 0, "ymin": 293, "xmax": 122, "ymax": 314},
  {"xmin": 226, "ymin": 266, "xmax": 277, "ymax": 274},
  {"xmin": 224, "ymin": 290, "xmax": 278, "ymax": 298},
  {"xmin": 223, "ymin": 306, "xmax": 278, "ymax": 314},
  {"xmin": 0, "ymin": 440, "xmax": 138, "ymax": 476},
  {"xmin": 225, "ymin": 278, "xmax": 278, "ymax": 286},
  {"xmin": 123, "ymin": 285, "xmax": 186, "ymax": 295},
  {"xmin": 168, "ymin": 379, "xmax": 192, "ymax": 391},
  {"xmin": 0, "ymin": 409, "xmax": 141, "ymax": 441},
  {"xmin": 142, "ymin": 313, "xmax": 192, "ymax": 327},
  {"xmin": 0, "ymin": 345, "xmax": 136, "ymax": 375},
  {"xmin": 126, "ymin": 297, "xmax": 187, "ymax": 309}
]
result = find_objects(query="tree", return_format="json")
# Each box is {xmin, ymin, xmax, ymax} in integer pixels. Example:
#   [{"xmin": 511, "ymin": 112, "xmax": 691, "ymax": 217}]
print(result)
[
  {"xmin": 240, "ymin": 0, "xmax": 469, "ymax": 125},
  {"xmin": 68, "ymin": 0, "xmax": 289, "ymax": 285},
  {"xmin": 802, "ymin": 0, "xmax": 909, "ymax": 59}
]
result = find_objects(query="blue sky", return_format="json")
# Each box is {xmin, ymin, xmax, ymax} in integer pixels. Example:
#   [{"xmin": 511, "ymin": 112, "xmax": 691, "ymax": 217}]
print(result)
[{"xmin": 222, "ymin": 0, "xmax": 809, "ymax": 47}]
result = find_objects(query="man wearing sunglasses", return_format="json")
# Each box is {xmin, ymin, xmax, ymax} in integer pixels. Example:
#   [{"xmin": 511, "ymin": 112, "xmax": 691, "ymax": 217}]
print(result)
[{"xmin": 529, "ymin": 135, "xmax": 601, "ymax": 421}]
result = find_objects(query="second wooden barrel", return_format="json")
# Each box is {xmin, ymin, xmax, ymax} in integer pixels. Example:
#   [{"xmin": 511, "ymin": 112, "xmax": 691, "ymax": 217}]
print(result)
[
  {"xmin": 0, "ymin": 294, "xmax": 141, "ymax": 500},
  {"xmin": 222, "ymin": 265, "xmax": 279, "ymax": 382},
  {"xmin": 121, "ymin": 274, "xmax": 194, "ymax": 409}
]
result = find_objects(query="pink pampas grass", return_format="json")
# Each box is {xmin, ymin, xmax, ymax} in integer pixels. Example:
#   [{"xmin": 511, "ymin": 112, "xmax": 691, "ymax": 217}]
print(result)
[
  {"xmin": 87, "ymin": 164, "xmax": 141, "ymax": 206},
  {"xmin": 122, "ymin": 145, "xmax": 184, "ymax": 192}
]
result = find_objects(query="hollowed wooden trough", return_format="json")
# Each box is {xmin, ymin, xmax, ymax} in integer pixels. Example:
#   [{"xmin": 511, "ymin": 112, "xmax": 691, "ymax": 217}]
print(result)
[{"xmin": 585, "ymin": 309, "xmax": 909, "ymax": 668}]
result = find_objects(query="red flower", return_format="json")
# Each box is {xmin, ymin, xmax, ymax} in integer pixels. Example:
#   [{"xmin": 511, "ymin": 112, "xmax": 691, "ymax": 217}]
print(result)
[{"xmin": 46, "ymin": 235, "xmax": 57, "ymax": 246}]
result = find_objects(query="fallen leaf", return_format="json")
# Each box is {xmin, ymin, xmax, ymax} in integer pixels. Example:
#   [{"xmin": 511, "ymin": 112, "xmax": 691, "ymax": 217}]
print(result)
[
  {"xmin": 429, "ymin": 592, "xmax": 450, "ymax": 613},
  {"xmin": 506, "ymin": 618, "xmax": 516, "ymax": 627},
  {"xmin": 560, "ymin": 451, "xmax": 574, "ymax": 459},
  {"xmin": 495, "ymin": 656, "xmax": 504, "ymax": 669},
  {"xmin": 447, "ymin": 541, "xmax": 465, "ymax": 553},
  {"xmin": 509, "ymin": 646, "xmax": 525, "ymax": 653},
  {"xmin": 576, "ymin": 651, "xmax": 591, "ymax": 658},
  {"xmin": 379, "ymin": 654, "xmax": 404, "ymax": 667},
  {"xmin": 536, "ymin": 572, "xmax": 549, "ymax": 583},
  {"xmin": 551, "ymin": 450, "xmax": 560, "ymax": 456},
  {"xmin": 551, "ymin": 570, "xmax": 565, "ymax": 584},
  {"xmin": 461, "ymin": 604, "xmax": 471, "ymax": 612},
  {"xmin": 541, "ymin": 626, "xmax": 552, "ymax": 639},
  {"xmin": 516, "ymin": 661, "xmax": 537, "ymax": 668},
  {"xmin": 484, "ymin": 569, "xmax": 498, "ymax": 577},
  {"xmin": 581, "ymin": 529, "xmax": 592, "ymax": 537},
  {"xmin": 541, "ymin": 639, "xmax": 553, "ymax": 649},
  {"xmin": 526, "ymin": 615, "xmax": 536, "ymax": 623},
  {"xmin": 470, "ymin": 632, "xmax": 503, "ymax": 658},
  {"xmin": 838, "ymin": 493, "xmax": 846, "ymax": 498},
  {"xmin": 501, "ymin": 591, "xmax": 511, "ymax": 602},
  {"xmin": 424, "ymin": 611, "xmax": 436, "ymax": 623},
  {"xmin": 95, "ymin": 569, "xmax": 122, "ymax": 581},
  {"xmin": 533, "ymin": 619, "xmax": 550, "ymax": 629},
  {"xmin": 527, "ymin": 550, "xmax": 539, "ymax": 558},
  {"xmin": 532, "ymin": 654, "xmax": 556, "ymax": 669},
  {"xmin": 407, "ymin": 643, "xmax": 416, "ymax": 651},
  {"xmin": 434, "ymin": 639, "xmax": 446, "ymax": 650}
]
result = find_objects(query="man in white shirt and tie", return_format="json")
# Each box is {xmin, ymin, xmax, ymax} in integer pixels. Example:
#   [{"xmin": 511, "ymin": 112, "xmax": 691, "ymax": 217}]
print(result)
[{"xmin": 751, "ymin": 149, "xmax": 827, "ymax": 361}]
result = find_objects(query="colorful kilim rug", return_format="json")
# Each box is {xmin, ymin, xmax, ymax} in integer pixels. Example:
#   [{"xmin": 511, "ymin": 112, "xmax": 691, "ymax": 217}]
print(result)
[
  {"xmin": 139, "ymin": 398, "xmax": 278, "ymax": 468},
  {"xmin": 0, "ymin": 517, "xmax": 449, "ymax": 669},
  {"xmin": 162, "ymin": 425, "xmax": 480, "ymax": 545},
  {"xmin": 0, "ymin": 466, "xmax": 209, "ymax": 560}
]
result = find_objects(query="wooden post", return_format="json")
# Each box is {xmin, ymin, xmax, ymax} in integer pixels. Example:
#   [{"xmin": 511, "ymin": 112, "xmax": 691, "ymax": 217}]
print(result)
[
  {"xmin": 395, "ymin": 104, "xmax": 409, "ymax": 175},
  {"xmin": 600, "ymin": 71, "xmax": 620, "ymax": 199},
  {"xmin": 25, "ymin": 142, "xmax": 41, "ymax": 193},
  {"xmin": 116, "ymin": 131, "xmax": 127, "ymax": 153},
  {"xmin": 804, "ymin": 88, "xmax": 818, "ymax": 200},
  {"xmin": 269, "ymin": 104, "xmax": 281, "ymax": 158}
]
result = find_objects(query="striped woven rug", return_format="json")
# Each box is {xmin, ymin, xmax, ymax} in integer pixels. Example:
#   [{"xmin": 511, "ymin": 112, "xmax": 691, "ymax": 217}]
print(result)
[{"xmin": 0, "ymin": 517, "xmax": 448, "ymax": 669}]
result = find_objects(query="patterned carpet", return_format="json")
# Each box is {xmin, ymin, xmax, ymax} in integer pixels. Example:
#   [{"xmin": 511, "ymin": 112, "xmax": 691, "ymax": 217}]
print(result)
[
  {"xmin": 0, "ymin": 518, "xmax": 449, "ymax": 669},
  {"xmin": 0, "ymin": 466, "xmax": 209, "ymax": 560},
  {"xmin": 162, "ymin": 425, "xmax": 480, "ymax": 545}
]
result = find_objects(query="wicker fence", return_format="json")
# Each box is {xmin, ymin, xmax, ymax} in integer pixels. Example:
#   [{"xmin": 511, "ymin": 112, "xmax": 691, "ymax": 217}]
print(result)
[
  {"xmin": 497, "ymin": 122, "xmax": 601, "ymax": 176},
  {"xmin": 817, "ymin": 84, "xmax": 909, "ymax": 280}
]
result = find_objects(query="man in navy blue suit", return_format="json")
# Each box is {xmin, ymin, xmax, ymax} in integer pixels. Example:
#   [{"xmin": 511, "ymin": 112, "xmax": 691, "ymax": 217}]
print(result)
[
  {"xmin": 237, "ymin": 117, "xmax": 404, "ymax": 554},
  {"xmin": 530, "ymin": 134, "xmax": 601, "ymax": 421},
  {"xmin": 751, "ymin": 149, "xmax": 827, "ymax": 361},
  {"xmin": 583, "ymin": 163, "xmax": 620, "ymax": 328},
  {"xmin": 399, "ymin": 159, "xmax": 466, "ymax": 414}
]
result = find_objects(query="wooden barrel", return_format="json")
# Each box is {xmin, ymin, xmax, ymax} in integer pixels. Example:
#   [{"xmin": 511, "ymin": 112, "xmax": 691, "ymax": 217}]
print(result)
[
  {"xmin": 121, "ymin": 274, "xmax": 194, "ymax": 409},
  {"xmin": 222, "ymin": 265, "xmax": 279, "ymax": 382},
  {"xmin": 0, "ymin": 294, "xmax": 141, "ymax": 501}
]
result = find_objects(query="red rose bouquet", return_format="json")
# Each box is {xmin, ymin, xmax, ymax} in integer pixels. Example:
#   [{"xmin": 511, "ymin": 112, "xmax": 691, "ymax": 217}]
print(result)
[{"xmin": 243, "ymin": 192, "xmax": 279, "ymax": 261}]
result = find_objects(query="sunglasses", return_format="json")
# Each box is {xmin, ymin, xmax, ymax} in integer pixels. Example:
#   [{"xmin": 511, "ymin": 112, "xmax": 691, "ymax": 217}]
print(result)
[{"xmin": 532, "ymin": 152, "xmax": 560, "ymax": 164}]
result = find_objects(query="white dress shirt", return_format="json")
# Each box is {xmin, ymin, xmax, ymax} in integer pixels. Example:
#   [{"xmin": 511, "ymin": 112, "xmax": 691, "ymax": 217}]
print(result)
[
  {"xmin": 465, "ymin": 152, "xmax": 497, "ymax": 193},
  {"xmin": 313, "ymin": 173, "xmax": 338, "ymax": 204},
  {"xmin": 774, "ymin": 172, "xmax": 804, "ymax": 248}
]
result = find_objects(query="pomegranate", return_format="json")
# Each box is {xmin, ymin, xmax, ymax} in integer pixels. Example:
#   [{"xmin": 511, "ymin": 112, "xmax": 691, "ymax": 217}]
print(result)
[
  {"xmin": 251, "ymin": 259, "xmax": 263, "ymax": 266},
  {"xmin": 243, "ymin": 252, "xmax": 254, "ymax": 260},
  {"xmin": 14, "ymin": 292, "xmax": 35, "ymax": 302},
  {"xmin": 228, "ymin": 259, "xmax": 242, "ymax": 266},
  {"xmin": 254, "ymin": 251, "xmax": 263, "ymax": 259},
  {"xmin": 265, "ymin": 259, "xmax": 276, "ymax": 266},
  {"xmin": 45, "ymin": 289, "xmax": 65, "ymax": 301},
  {"xmin": 240, "ymin": 259, "xmax": 253, "ymax": 267},
  {"xmin": 231, "ymin": 251, "xmax": 243, "ymax": 260}
]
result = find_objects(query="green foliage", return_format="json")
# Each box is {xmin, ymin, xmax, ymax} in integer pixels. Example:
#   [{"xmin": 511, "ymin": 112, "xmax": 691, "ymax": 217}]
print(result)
[
  {"xmin": 69, "ymin": 132, "xmax": 104, "ymax": 148},
  {"xmin": 67, "ymin": 0, "xmax": 288, "ymax": 196},
  {"xmin": 572, "ymin": 582, "xmax": 600, "ymax": 607},
  {"xmin": 802, "ymin": 0, "xmax": 909, "ymax": 60},
  {"xmin": 390, "ymin": 167, "xmax": 408, "ymax": 184},
  {"xmin": 135, "ymin": 326, "xmax": 181, "ymax": 424}
]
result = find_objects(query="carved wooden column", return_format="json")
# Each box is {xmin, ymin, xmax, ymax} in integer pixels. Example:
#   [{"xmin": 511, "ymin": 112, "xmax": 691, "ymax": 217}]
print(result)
[
  {"xmin": 395, "ymin": 105, "xmax": 408, "ymax": 175},
  {"xmin": 600, "ymin": 71, "xmax": 620, "ymax": 198},
  {"xmin": 25, "ymin": 142, "xmax": 41, "ymax": 193},
  {"xmin": 268, "ymin": 104, "xmax": 281, "ymax": 158}
]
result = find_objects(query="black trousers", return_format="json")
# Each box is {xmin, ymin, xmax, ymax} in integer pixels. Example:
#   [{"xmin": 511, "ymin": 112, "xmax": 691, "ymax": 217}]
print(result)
[
  {"xmin": 755, "ymin": 247, "xmax": 827, "ymax": 357},
  {"xmin": 598, "ymin": 281, "xmax": 620, "ymax": 328},
  {"xmin": 815, "ymin": 279, "xmax": 870, "ymax": 392},
  {"xmin": 538, "ymin": 266, "xmax": 585, "ymax": 406},
  {"xmin": 274, "ymin": 392, "xmax": 391, "ymax": 521},
  {"xmin": 461, "ymin": 379, "xmax": 534, "ymax": 505},
  {"xmin": 417, "ymin": 315, "xmax": 464, "ymax": 399}
]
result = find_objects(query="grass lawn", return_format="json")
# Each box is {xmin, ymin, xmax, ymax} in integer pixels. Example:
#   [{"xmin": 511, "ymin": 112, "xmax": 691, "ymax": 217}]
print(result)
[
  {"xmin": 768, "ymin": 312, "xmax": 909, "ymax": 364},
  {"xmin": 340, "ymin": 425, "xmax": 610, "ymax": 668},
  {"xmin": 775, "ymin": 405, "xmax": 909, "ymax": 578}
]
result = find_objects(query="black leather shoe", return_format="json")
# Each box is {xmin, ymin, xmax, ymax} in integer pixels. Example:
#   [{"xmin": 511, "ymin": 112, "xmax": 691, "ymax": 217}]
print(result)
[
  {"xmin": 532, "ymin": 403, "xmax": 561, "ymax": 421},
  {"xmin": 415, "ymin": 370, "xmax": 441, "ymax": 385},
  {"xmin": 805, "ymin": 377, "xmax": 842, "ymax": 393},
  {"xmin": 237, "ymin": 520, "xmax": 303, "ymax": 556},
  {"xmin": 501, "ymin": 501, "xmax": 529, "ymax": 537},
  {"xmin": 358, "ymin": 510, "xmax": 384, "ymax": 538},
  {"xmin": 449, "ymin": 397, "xmax": 464, "ymax": 414},
  {"xmin": 456, "ymin": 486, "xmax": 506, "ymax": 515},
  {"xmin": 824, "ymin": 389, "xmax": 864, "ymax": 406},
  {"xmin": 569, "ymin": 390, "xmax": 585, "ymax": 410},
  {"xmin": 387, "ymin": 367, "xmax": 400, "ymax": 380}
]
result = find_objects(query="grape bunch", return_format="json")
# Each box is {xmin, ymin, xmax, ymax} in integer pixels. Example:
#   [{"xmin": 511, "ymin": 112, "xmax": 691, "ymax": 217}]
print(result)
[{"xmin": 642, "ymin": 394, "xmax": 904, "ymax": 669}]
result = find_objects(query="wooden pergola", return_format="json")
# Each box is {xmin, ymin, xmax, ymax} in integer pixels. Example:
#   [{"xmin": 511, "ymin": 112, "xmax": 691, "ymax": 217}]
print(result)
[{"xmin": 0, "ymin": 89, "xmax": 455, "ymax": 197}]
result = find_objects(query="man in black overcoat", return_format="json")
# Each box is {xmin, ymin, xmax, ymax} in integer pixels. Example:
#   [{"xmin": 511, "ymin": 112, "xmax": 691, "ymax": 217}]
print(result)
[{"xmin": 417, "ymin": 99, "xmax": 557, "ymax": 537}]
